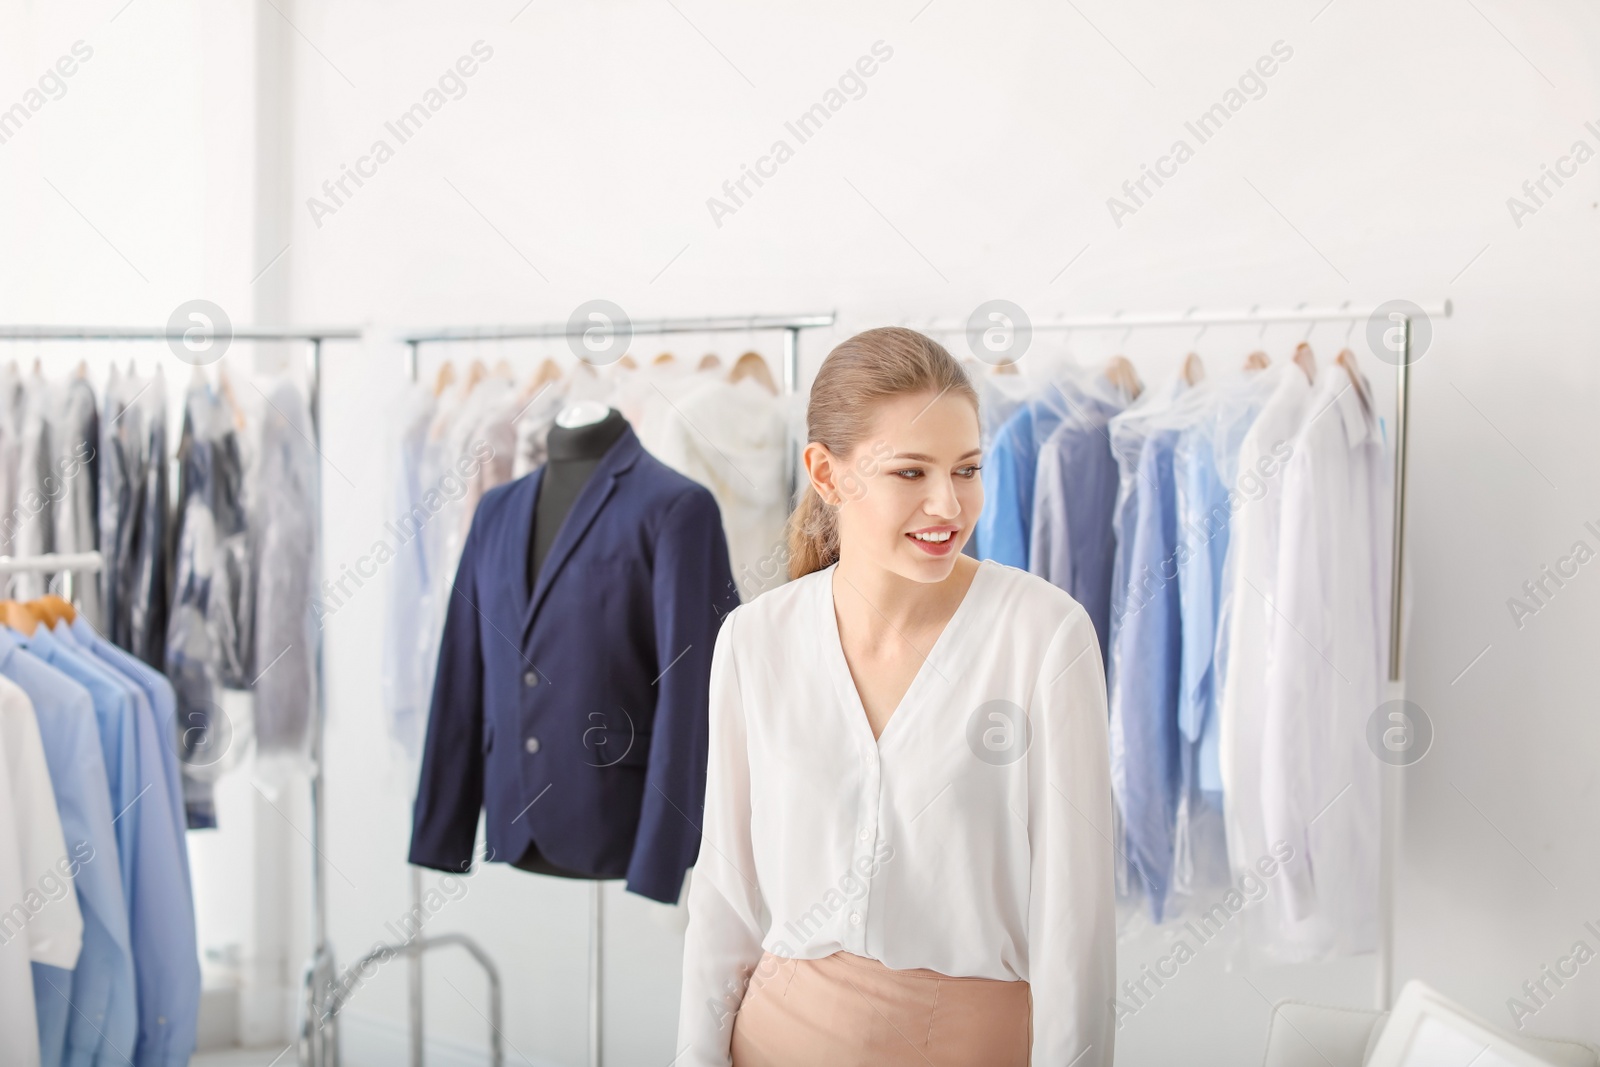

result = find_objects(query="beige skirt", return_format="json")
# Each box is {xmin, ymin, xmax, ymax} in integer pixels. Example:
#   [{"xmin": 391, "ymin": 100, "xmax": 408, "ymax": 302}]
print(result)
[{"xmin": 730, "ymin": 950, "xmax": 1031, "ymax": 1067}]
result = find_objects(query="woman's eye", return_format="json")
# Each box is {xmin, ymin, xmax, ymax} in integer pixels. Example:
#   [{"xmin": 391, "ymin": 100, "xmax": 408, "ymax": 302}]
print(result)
[
  {"xmin": 958, "ymin": 465, "xmax": 982, "ymax": 478},
  {"xmin": 892, "ymin": 469, "xmax": 923, "ymax": 480}
]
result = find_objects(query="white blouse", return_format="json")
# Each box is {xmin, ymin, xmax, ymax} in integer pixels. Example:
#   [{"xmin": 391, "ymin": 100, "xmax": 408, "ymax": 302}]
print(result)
[{"xmin": 677, "ymin": 558, "xmax": 1117, "ymax": 1067}]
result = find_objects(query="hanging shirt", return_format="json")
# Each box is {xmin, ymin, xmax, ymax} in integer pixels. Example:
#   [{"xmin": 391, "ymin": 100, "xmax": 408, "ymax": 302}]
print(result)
[
  {"xmin": 676, "ymin": 560, "xmax": 1116, "ymax": 1067},
  {"xmin": 4, "ymin": 627, "xmax": 200, "ymax": 1067},
  {"xmin": 1214, "ymin": 364, "xmax": 1311, "ymax": 963},
  {"xmin": 0, "ymin": 642, "xmax": 135, "ymax": 1067},
  {"xmin": 1029, "ymin": 378, "xmax": 1128, "ymax": 659},
  {"xmin": 0, "ymin": 671, "xmax": 84, "ymax": 1067},
  {"xmin": 0, "ymin": 683, "xmax": 44, "ymax": 1067},
  {"xmin": 975, "ymin": 398, "xmax": 1064, "ymax": 570},
  {"xmin": 1259, "ymin": 361, "xmax": 1391, "ymax": 963}
]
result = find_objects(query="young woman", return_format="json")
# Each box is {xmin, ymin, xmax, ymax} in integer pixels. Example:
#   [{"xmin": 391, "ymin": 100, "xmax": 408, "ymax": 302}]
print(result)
[{"xmin": 676, "ymin": 327, "xmax": 1116, "ymax": 1066}]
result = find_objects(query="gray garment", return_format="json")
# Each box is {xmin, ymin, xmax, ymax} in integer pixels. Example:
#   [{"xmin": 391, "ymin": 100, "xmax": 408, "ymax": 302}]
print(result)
[
  {"xmin": 47, "ymin": 375, "xmax": 102, "ymax": 624},
  {"xmin": 100, "ymin": 366, "xmax": 170, "ymax": 668},
  {"xmin": 11, "ymin": 370, "xmax": 52, "ymax": 597},
  {"xmin": 251, "ymin": 377, "xmax": 317, "ymax": 768},
  {"xmin": 0, "ymin": 364, "xmax": 24, "ymax": 559}
]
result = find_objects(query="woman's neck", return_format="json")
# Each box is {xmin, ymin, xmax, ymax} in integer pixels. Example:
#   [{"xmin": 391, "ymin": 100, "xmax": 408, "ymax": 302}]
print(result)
[{"xmin": 831, "ymin": 553, "xmax": 980, "ymax": 647}]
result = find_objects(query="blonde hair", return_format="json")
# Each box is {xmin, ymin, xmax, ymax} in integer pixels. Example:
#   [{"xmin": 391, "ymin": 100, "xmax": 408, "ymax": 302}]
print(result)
[{"xmin": 785, "ymin": 327, "xmax": 979, "ymax": 580}]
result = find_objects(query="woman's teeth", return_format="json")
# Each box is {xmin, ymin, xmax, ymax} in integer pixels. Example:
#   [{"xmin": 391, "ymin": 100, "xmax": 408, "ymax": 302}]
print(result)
[{"xmin": 911, "ymin": 531, "xmax": 952, "ymax": 542}]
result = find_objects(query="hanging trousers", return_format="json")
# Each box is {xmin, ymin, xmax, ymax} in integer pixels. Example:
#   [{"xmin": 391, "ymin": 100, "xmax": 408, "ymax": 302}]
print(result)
[{"xmin": 730, "ymin": 949, "xmax": 1031, "ymax": 1067}]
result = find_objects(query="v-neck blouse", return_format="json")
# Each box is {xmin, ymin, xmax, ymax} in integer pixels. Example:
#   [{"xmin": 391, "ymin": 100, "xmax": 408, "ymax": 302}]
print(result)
[{"xmin": 678, "ymin": 559, "xmax": 1117, "ymax": 1067}]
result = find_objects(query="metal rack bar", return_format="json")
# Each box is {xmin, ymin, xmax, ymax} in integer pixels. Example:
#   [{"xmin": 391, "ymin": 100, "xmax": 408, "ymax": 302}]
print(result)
[
  {"xmin": 0, "ymin": 324, "xmax": 363, "ymax": 1065},
  {"xmin": 919, "ymin": 302, "xmax": 1453, "ymax": 332},
  {"xmin": 400, "ymin": 313, "xmax": 834, "ymax": 345},
  {"xmin": 0, "ymin": 550, "xmax": 103, "ymax": 611},
  {"xmin": 402, "ymin": 310, "xmax": 833, "ymax": 1067}
]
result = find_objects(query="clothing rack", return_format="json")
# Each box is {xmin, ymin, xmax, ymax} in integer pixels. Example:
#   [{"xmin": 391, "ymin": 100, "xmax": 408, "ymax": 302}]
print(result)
[
  {"xmin": 924, "ymin": 299, "xmax": 1453, "ymax": 1009},
  {"xmin": 0, "ymin": 323, "xmax": 364, "ymax": 1066},
  {"xmin": 0, "ymin": 551, "xmax": 103, "ymax": 605},
  {"xmin": 398, "ymin": 310, "xmax": 835, "ymax": 1067}
]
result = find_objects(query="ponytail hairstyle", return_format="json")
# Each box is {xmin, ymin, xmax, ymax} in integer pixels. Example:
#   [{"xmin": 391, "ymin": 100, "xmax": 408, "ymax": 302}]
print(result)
[{"xmin": 785, "ymin": 327, "xmax": 979, "ymax": 581}]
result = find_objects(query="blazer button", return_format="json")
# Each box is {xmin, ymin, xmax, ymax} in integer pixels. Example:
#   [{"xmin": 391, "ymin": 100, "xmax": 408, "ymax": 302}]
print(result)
[
  {"xmin": 524, "ymin": 736, "xmax": 540, "ymax": 754},
  {"xmin": 523, "ymin": 670, "xmax": 539, "ymax": 687}
]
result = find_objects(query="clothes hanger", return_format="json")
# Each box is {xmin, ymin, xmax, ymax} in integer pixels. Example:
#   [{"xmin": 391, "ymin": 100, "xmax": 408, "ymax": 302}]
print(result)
[
  {"xmin": 463, "ymin": 359, "xmax": 489, "ymax": 395},
  {"xmin": 1334, "ymin": 347, "xmax": 1373, "ymax": 412},
  {"xmin": 697, "ymin": 353, "xmax": 721, "ymax": 372},
  {"xmin": 33, "ymin": 594, "xmax": 76, "ymax": 626},
  {"xmin": 1103, "ymin": 355, "xmax": 1143, "ymax": 398},
  {"xmin": 617, "ymin": 353, "xmax": 638, "ymax": 370},
  {"xmin": 1292, "ymin": 341, "xmax": 1317, "ymax": 384},
  {"xmin": 1243, "ymin": 351, "xmax": 1270, "ymax": 370},
  {"xmin": 729, "ymin": 351, "xmax": 778, "ymax": 394},
  {"xmin": 1181, "ymin": 352, "xmax": 1206, "ymax": 386},
  {"xmin": 432, "ymin": 360, "xmax": 456, "ymax": 398},
  {"xmin": 519, "ymin": 357, "xmax": 563, "ymax": 404},
  {"xmin": 652, "ymin": 351, "xmax": 677, "ymax": 367},
  {"xmin": 0, "ymin": 600, "xmax": 42, "ymax": 634}
]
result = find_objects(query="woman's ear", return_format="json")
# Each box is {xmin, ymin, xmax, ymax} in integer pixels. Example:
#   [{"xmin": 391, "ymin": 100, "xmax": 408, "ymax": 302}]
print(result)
[{"xmin": 802, "ymin": 441, "xmax": 839, "ymax": 506}]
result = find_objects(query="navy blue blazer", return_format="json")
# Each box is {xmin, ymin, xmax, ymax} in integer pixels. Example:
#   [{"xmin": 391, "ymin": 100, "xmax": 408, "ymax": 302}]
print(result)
[{"xmin": 408, "ymin": 425, "xmax": 739, "ymax": 903}]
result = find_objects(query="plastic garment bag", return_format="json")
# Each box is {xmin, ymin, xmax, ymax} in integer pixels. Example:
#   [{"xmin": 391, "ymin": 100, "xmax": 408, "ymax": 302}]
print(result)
[
  {"xmin": 1027, "ymin": 369, "xmax": 1132, "ymax": 659},
  {"xmin": 1256, "ymin": 359, "xmax": 1391, "ymax": 964},
  {"xmin": 251, "ymin": 376, "xmax": 320, "ymax": 785},
  {"xmin": 637, "ymin": 370, "xmax": 791, "ymax": 601},
  {"xmin": 99, "ymin": 366, "xmax": 170, "ymax": 669},
  {"xmin": 382, "ymin": 382, "xmax": 438, "ymax": 764},
  {"xmin": 10, "ymin": 368, "xmax": 52, "ymax": 597},
  {"xmin": 47, "ymin": 375, "xmax": 102, "ymax": 626},
  {"xmin": 1164, "ymin": 368, "xmax": 1279, "ymax": 906},
  {"xmin": 166, "ymin": 379, "xmax": 252, "ymax": 828}
]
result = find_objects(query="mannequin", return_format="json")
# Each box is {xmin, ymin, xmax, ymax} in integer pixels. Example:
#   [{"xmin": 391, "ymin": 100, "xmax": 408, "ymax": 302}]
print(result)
[{"xmin": 514, "ymin": 401, "xmax": 630, "ymax": 878}]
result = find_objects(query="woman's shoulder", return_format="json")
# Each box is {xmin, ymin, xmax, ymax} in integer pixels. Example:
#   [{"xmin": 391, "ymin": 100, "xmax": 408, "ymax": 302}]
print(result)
[
  {"xmin": 975, "ymin": 559, "xmax": 1092, "ymax": 631},
  {"xmin": 722, "ymin": 565, "xmax": 829, "ymax": 641}
]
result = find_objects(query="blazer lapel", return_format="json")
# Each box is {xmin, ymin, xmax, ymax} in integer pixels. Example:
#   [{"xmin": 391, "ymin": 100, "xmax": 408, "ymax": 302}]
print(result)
[{"xmin": 521, "ymin": 427, "xmax": 644, "ymax": 644}]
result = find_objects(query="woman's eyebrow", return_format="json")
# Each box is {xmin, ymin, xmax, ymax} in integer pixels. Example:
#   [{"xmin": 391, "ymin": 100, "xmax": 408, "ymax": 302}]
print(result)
[{"xmin": 892, "ymin": 449, "xmax": 983, "ymax": 462}]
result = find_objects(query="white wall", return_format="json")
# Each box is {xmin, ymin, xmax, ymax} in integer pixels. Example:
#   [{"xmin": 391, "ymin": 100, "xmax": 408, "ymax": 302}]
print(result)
[{"xmin": 7, "ymin": 0, "xmax": 1600, "ymax": 1062}]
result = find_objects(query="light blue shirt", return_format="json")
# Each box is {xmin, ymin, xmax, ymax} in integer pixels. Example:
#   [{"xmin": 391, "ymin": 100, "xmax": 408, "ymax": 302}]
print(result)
[
  {"xmin": 1107, "ymin": 427, "xmax": 1183, "ymax": 923},
  {"xmin": 10, "ymin": 627, "xmax": 200, "ymax": 1067},
  {"xmin": 976, "ymin": 399, "xmax": 1065, "ymax": 569},
  {"xmin": 65, "ymin": 619, "xmax": 190, "ymax": 895},
  {"xmin": 0, "ymin": 632, "xmax": 136, "ymax": 1067}
]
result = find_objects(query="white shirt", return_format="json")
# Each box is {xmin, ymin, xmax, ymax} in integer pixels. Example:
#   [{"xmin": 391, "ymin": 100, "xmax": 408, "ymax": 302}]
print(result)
[
  {"xmin": 1214, "ymin": 362, "xmax": 1311, "ymax": 963},
  {"xmin": 1259, "ymin": 361, "xmax": 1390, "ymax": 963},
  {"xmin": 677, "ymin": 559, "xmax": 1117, "ymax": 1067},
  {"xmin": 1, "ymin": 672, "xmax": 84, "ymax": 1067}
]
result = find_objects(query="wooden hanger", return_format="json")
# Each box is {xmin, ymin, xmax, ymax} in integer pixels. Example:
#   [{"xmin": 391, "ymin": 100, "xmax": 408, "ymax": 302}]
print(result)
[
  {"xmin": 0, "ymin": 600, "xmax": 43, "ymax": 634},
  {"xmin": 1334, "ymin": 348, "xmax": 1372, "ymax": 411},
  {"xmin": 991, "ymin": 359, "xmax": 1020, "ymax": 376},
  {"xmin": 652, "ymin": 351, "xmax": 677, "ymax": 367},
  {"xmin": 34, "ymin": 595, "xmax": 76, "ymax": 626},
  {"xmin": 1243, "ymin": 350, "xmax": 1270, "ymax": 370},
  {"xmin": 1104, "ymin": 355, "xmax": 1143, "ymax": 398},
  {"xmin": 618, "ymin": 353, "xmax": 639, "ymax": 370},
  {"xmin": 1181, "ymin": 352, "xmax": 1206, "ymax": 386},
  {"xmin": 432, "ymin": 360, "xmax": 456, "ymax": 398},
  {"xmin": 1292, "ymin": 342, "xmax": 1316, "ymax": 384},
  {"xmin": 519, "ymin": 358, "xmax": 563, "ymax": 404},
  {"xmin": 463, "ymin": 359, "xmax": 489, "ymax": 395},
  {"xmin": 729, "ymin": 352, "xmax": 777, "ymax": 394},
  {"xmin": 697, "ymin": 353, "xmax": 722, "ymax": 372},
  {"xmin": 493, "ymin": 359, "xmax": 514, "ymax": 380}
]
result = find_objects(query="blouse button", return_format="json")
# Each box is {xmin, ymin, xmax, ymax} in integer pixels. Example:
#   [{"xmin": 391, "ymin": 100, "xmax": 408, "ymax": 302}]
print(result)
[
  {"xmin": 858, "ymin": 828, "xmax": 871, "ymax": 842},
  {"xmin": 849, "ymin": 911, "xmax": 862, "ymax": 926}
]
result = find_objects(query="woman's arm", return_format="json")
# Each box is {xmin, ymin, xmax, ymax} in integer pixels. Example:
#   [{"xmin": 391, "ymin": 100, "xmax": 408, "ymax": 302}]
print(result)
[
  {"xmin": 676, "ymin": 606, "xmax": 767, "ymax": 1067},
  {"xmin": 1027, "ymin": 606, "xmax": 1118, "ymax": 1066}
]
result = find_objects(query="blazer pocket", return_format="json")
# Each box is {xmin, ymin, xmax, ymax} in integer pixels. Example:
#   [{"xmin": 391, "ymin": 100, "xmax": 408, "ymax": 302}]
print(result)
[{"xmin": 608, "ymin": 730, "xmax": 651, "ymax": 767}]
